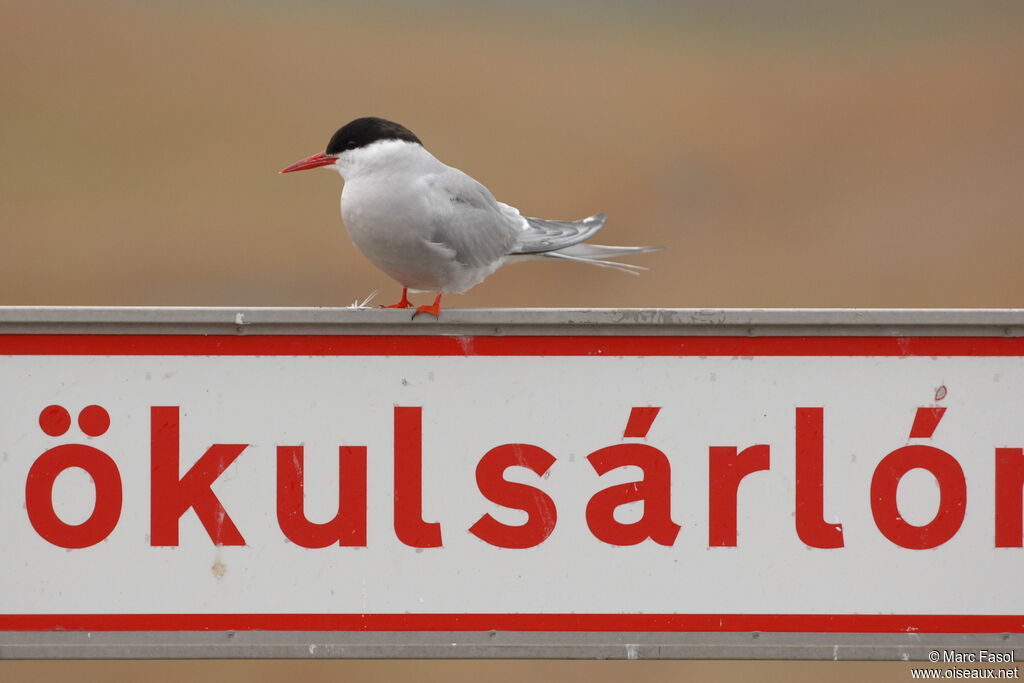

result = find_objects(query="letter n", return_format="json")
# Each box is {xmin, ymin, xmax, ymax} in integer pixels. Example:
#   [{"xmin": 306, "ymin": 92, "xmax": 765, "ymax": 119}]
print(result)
[{"xmin": 996, "ymin": 447, "xmax": 1024, "ymax": 547}]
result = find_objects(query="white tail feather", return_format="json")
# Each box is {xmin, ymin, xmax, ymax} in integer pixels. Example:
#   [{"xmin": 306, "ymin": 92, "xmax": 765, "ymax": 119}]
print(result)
[
  {"xmin": 542, "ymin": 252, "xmax": 646, "ymax": 275},
  {"xmin": 540, "ymin": 243, "xmax": 663, "ymax": 275}
]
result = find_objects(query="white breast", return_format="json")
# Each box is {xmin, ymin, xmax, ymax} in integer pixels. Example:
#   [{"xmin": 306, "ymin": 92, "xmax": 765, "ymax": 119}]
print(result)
[{"xmin": 335, "ymin": 140, "xmax": 503, "ymax": 293}]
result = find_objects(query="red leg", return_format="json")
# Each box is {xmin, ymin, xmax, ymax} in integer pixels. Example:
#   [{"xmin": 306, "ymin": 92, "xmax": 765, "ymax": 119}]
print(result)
[
  {"xmin": 379, "ymin": 288, "xmax": 413, "ymax": 309},
  {"xmin": 412, "ymin": 293, "xmax": 443, "ymax": 319}
]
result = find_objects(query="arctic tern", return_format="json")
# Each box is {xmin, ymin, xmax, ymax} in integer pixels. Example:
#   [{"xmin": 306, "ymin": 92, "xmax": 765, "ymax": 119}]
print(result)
[{"xmin": 280, "ymin": 117, "xmax": 660, "ymax": 317}]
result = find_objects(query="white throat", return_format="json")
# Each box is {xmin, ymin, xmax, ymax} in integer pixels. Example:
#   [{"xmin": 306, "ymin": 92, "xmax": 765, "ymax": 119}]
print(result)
[{"xmin": 330, "ymin": 139, "xmax": 439, "ymax": 182}]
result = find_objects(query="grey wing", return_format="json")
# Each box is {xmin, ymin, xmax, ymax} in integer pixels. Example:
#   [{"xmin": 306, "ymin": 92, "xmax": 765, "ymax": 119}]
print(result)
[
  {"xmin": 508, "ymin": 213, "xmax": 607, "ymax": 254},
  {"xmin": 424, "ymin": 169, "xmax": 521, "ymax": 268}
]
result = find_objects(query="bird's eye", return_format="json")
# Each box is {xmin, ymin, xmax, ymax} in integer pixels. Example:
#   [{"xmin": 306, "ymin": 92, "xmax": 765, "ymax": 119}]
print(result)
[{"xmin": 346, "ymin": 140, "xmax": 357, "ymax": 149}]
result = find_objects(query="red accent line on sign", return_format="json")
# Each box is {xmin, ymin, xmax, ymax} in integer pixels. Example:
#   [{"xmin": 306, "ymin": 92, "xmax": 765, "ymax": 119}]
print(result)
[
  {"xmin": 1, "ymin": 335, "xmax": 1024, "ymax": 356},
  {"xmin": 623, "ymin": 407, "xmax": 661, "ymax": 438},
  {"xmin": 909, "ymin": 407, "xmax": 947, "ymax": 438},
  {"xmin": 0, "ymin": 613, "xmax": 1020, "ymax": 633}
]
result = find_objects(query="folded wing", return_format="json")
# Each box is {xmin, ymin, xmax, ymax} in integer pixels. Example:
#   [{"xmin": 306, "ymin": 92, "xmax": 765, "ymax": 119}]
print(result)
[
  {"xmin": 509, "ymin": 213, "xmax": 607, "ymax": 254},
  {"xmin": 424, "ymin": 170, "xmax": 520, "ymax": 268}
]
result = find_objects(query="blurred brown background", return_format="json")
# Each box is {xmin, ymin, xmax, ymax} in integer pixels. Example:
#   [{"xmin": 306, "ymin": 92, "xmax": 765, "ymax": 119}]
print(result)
[
  {"xmin": 2, "ymin": 1, "xmax": 1022, "ymax": 681},
  {"xmin": 3, "ymin": 0, "xmax": 1022, "ymax": 310}
]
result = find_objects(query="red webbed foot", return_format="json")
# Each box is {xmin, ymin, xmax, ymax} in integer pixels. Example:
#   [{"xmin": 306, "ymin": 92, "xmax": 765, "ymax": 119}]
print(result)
[
  {"xmin": 412, "ymin": 294, "xmax": 443, "ymax": 319},
  {"xmin": 379, "ymin": 288, "xmax": 413, "ymax": 309}
]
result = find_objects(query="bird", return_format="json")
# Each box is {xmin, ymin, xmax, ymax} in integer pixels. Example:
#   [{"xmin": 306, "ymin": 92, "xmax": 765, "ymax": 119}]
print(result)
[{"xmin": 280, "ymin": 116, "xmax": 661, "ymax": 317}]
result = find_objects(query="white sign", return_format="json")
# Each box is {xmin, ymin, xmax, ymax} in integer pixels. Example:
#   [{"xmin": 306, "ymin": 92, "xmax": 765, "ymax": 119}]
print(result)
[{"xmin": 1, "ymin": 333, "xmax": 1022, "ymax": 633}]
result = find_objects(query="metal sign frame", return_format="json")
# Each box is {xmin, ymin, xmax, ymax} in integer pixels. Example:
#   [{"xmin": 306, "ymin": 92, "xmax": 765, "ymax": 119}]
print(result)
[{"xmin": 1, "ymin": 306, "xmax": 1023, "ymax": 661}]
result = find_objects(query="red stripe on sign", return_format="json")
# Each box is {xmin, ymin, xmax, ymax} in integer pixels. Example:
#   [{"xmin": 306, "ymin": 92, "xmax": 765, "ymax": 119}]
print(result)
[
  {"xmin": 0, "ymin": 614, "xmax": 1020, "ymax": 633},
  {"xmin": 1, "ymin": 335, "xmax": 1023, "ymax": 356}
]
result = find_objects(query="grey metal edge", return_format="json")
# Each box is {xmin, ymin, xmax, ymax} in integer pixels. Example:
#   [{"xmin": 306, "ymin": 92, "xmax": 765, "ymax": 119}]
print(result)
[
  {"xmin": 1, "ymin": 307, "xmax": 1024, "ymax": 336},
  {"xmin": 1, "ymin": 631, "xmax": 1022, "ymax": 661}
]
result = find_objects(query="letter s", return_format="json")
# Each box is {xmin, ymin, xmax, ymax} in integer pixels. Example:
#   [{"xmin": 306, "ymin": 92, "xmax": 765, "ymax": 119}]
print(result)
[{"xmin": 469, "ymin": 444, "xmax": 557, "ymax": 549}]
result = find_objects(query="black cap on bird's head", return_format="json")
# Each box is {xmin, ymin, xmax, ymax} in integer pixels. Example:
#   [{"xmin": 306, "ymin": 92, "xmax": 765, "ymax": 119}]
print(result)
[
  {"xmin": 280, "ymin": 117, "xmax": 422, "ymax": 173},
  {"xmin": 326, "ymin": 117, "xmax": 422, "ymax": 154}
]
